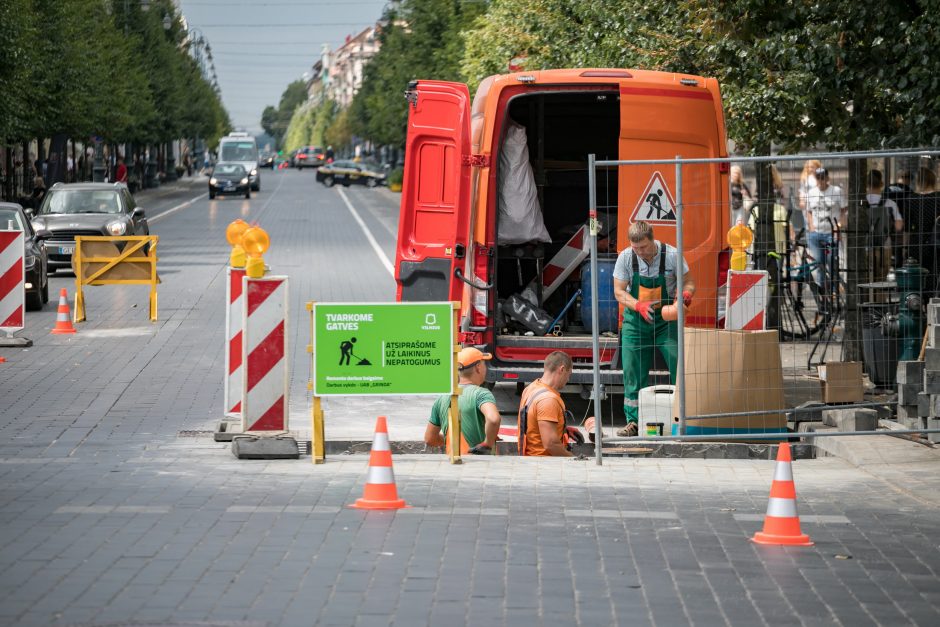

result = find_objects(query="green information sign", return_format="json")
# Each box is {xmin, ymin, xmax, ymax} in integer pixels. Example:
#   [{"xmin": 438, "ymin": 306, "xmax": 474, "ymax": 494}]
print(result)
[{"xmin": 312, "ymin": 302, "xmax": 455, "ymax": 396}]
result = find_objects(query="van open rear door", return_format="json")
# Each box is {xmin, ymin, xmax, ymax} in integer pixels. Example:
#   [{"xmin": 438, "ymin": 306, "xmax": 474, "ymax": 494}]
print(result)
[{"xmin": 395, "ymin": 81, "xmax": 472, "ymax": 302}]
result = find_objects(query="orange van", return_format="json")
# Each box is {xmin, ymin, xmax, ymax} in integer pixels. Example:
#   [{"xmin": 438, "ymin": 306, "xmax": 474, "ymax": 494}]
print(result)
[{"xmin": 395, "ymin": 69, "xmax": 730, "ymax": 392}]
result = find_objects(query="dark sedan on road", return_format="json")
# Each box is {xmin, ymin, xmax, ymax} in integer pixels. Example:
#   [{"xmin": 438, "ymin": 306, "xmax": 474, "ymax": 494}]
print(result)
[
  {"xmin": 258, "ymin": 152, "xmax": 275, "ymax": 169},
  {"xmin": 29, "ymin": 183, "xmax": 150, "ymax": 273},
  {"xmin": 315, "ymin": 160, "xmax": 387, "ymax": 188},
  {"xmin": 0, "ymin": 202, "xmax": 49, "ymax": 310},
  {"xmin": 209, "ymin": 163, "xmax": 251, "ymax": 199},
  {"xmin": 292, "ymin": 146, "xmax": 325, "ymax": 169}
]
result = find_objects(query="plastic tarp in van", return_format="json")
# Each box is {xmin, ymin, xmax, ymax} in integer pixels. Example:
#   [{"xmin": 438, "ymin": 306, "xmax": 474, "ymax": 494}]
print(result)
[{"xmin": 497, "ymin": 121, "xmax": 551, "ymax": 245}]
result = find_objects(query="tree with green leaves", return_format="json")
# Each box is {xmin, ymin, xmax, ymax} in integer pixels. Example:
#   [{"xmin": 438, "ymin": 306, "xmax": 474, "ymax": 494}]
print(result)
[
  {"xmin": 0, "ymin": 0, "xmax": 227, "ymax": 196},
  {"xmin": 350, "ymin": 0, "xmax": 487, "ymax": 148},
  {"xmin": 261, "ymin": 80, "xmax": 308, "ymax": 149}
]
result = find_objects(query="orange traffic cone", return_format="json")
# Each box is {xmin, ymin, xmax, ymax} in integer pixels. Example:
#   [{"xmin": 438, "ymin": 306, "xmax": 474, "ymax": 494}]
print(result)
[
  {"xmin": 751, "ymin": 442, "xmax": 813, "ymax": 546},
  {"xmin": 50, "ymin": 288, "xmax": 76, "ymax": 335},
  {"xmin": 349, "ymin": 416, "xmax": 408, "ymax": 510}
]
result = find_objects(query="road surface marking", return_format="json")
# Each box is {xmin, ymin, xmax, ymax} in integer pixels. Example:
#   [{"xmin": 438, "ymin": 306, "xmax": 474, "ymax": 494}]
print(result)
[
  {"xmin": 336, "ymin": 187, "xmax": 394, "ymax": 277},
  {"xmin": 148, "ymin": 193, "xmax": 208, "ymax": 224}
]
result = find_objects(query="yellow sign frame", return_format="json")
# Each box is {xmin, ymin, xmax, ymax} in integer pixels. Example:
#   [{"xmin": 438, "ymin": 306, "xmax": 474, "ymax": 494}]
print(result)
[{"xmin": 73, "ymin": 235, "xmax": 159, "ymax": 322}]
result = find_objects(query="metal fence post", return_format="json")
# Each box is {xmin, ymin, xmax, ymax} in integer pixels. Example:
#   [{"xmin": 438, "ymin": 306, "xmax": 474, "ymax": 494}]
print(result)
[
  {"xmin": 675, "ymin": 156, "xmax": 686, "ymax": 436},
  {"xmin": 588, "ymin": 154, "xmax": 603, "ymax": 465}
]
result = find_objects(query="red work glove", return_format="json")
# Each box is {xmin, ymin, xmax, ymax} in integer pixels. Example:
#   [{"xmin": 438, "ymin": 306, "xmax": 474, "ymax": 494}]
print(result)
[
  {"xmin": 634, "ymin": 300, "xmax": 655, "ymax": 323},
  {"xmin": 682, "ymin": 290, "xmax": 693, "ymax": 307}
]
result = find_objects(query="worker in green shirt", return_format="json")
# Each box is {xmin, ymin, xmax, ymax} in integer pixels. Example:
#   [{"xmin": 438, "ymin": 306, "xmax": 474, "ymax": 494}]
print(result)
[{"xmin": 424, "ymin": 347, "xmax": 501, "ymax": 455}]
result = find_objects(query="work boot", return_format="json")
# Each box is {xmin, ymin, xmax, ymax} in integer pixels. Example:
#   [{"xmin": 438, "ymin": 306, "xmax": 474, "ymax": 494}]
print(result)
[{"xmin": 616, "ymin": 422, "xmax": 638, "ymax": 437}]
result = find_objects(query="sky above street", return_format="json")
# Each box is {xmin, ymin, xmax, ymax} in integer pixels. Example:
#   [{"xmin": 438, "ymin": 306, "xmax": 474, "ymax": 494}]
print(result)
[{"xmin": 178, "ymin": 0, "xmax": 389, "ymax": 134}]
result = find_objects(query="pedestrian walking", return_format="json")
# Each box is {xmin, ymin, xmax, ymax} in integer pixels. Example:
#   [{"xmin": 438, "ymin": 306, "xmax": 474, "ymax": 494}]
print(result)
[
  {"xmin": 805, "ymin": 167, "xmax": 846, "ymax": 288},
  {"xmin": 114, "ymin": 157, "xmax": 128, "ymax": 184},
  {"xmin": 866, "ymin": 169, "xmax": 903, "ymax": 282},
  {"xmin": 729, "ymin": 165, "xmax": 753, "ymax": 225}
]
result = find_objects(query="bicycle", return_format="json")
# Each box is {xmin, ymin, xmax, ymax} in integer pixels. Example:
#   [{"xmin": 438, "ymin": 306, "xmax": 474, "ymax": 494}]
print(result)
[{"xmin": 771, "ymin": 229, "xmax": 832, "ymax": 340}]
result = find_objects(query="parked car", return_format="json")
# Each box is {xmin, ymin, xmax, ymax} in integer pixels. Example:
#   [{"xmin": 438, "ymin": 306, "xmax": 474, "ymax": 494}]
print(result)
[
  {"xmin": 258, "ymin": 152, "xmax": 275, "ymax": 169},
  {"xmin": 292, "ymin": 146, "xmax": 326, "ymax": 169},
  {"xmin": 0, "ymin": 202, "xmax": 49, "ymax": 310},
  {"xmin": 209, "ymin": 163, "xmax": 251, "ymax": 200},
  {"xmin": 316, "ymin": 160, "xmax": 387, "ymax": 188},
  {"xmin": 29, "ymin": 183, "xmax": 150, "ymax": 274}
]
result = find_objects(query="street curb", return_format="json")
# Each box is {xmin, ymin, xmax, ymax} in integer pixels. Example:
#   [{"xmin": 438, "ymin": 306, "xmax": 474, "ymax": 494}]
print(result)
[{"xmin": 301, "ymin": 439, "xmax": 816, "ymax": 460}]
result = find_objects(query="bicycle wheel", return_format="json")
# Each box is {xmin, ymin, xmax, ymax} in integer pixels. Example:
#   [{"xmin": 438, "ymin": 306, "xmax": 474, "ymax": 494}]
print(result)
[{"xmin": 779, "ymin": 279, "xmax": 823, "ymax": 340}]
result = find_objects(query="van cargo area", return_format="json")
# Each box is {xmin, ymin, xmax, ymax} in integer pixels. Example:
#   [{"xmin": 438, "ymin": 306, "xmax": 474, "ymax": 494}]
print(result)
[{"xmin": 494, "ymin": 89, "xmax": 622, "ymax": 372}]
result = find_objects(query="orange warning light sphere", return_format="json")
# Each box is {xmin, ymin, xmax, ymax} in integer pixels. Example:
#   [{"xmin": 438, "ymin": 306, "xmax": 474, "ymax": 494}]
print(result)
[
  {"xmin": 727, "ymin": 221, "xmax": 753, "ymax": 250},
  {"xmin": 727, "ymin": 222, "xmax": 753, "ymax": 271},
  {"xmin": 242, "ymin": 226, "xmax": 270, "ymax": 278},
  {"xmin": 242, "ymin": 227, "xmax": 270, "ymax": 256},
  {"xmin": 226, "ymin": 219, "xmax": 249, "ymax": 247}
]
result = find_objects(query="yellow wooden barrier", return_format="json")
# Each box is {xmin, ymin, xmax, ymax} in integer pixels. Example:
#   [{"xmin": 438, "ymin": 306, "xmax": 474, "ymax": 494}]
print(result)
[{"xmin": 73, "ymin": 235, "xmax": 159, "ymax": 322}]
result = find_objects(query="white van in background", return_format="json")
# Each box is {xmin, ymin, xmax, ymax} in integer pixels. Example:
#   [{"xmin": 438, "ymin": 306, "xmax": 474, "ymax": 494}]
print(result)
[{"xmin": 219, "ymin": 132, "xmax": 260, "ymax": 191}]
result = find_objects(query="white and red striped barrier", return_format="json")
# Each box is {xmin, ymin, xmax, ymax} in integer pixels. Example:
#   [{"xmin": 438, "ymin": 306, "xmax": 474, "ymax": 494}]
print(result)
[
  {"xmin": 724, "ymin": 270, "xmax": 769, "ymax": 331},
  {"xmin": 241, "ymin": 276, "xmax": 289, "ymax": 432},
  {"xmin": 521, "ymin": 224, "xmax": 588, "ymax": 303},
  {"xmin": 224, "ymin": 267, "xmax": 246, "ymax": 417},
  {"xmin": 0, "ymin": 231, "xmax": 25, "ymax": 333}
]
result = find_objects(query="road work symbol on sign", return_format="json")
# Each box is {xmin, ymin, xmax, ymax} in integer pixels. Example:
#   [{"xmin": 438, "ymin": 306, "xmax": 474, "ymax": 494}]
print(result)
[
  {"xmin": 339, "ymin": 337, "xmax": 371, "ymax": 366},
  {"xmin": 630, "ymin": 171, "xmax": 677, "ymax": 224}
]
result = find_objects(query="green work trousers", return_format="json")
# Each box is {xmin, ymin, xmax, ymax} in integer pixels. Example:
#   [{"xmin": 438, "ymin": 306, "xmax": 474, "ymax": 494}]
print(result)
[{"xmin": 622, "ymin": 315, "xmax": 678, "ymax": 423}]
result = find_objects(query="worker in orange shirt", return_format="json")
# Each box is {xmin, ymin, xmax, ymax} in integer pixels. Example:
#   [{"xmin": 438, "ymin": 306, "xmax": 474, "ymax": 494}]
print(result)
[{"xmin": 517, "ymin": 351, "xmax": 585, "ymax": 456}]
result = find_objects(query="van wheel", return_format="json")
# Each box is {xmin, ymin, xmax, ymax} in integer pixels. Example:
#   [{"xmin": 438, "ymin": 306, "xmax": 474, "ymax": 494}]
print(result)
[
  {"xmin": 245, "ymin": 189, "xmax": 251, "ymax": 199},
  {"xmin": 41, "ymin": 277, "xmax": 49, "ymax": 304},
  {"xmin": 366, "ymin": 177, "xmax": 378, "ymax": 188},
  {"xmin": 209, "ymin": 190, "xmax": 216, "ymax": 199},
  {"xmin": 323, "ymin": 175, "xmax": 334, "ymax": 187}
]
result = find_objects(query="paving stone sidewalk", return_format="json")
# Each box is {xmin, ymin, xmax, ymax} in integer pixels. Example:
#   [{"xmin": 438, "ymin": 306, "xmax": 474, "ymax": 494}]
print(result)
[{"xmin": 0, "ymin": 447, "xmax": 938, "ymax": 626}]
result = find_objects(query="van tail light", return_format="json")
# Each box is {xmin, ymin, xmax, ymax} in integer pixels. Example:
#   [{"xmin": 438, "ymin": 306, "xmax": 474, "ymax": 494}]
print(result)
[
  {"xmin": 716, "ymin": 247, "xmax": 730, "ymax": 327},
  {"xmin": 470, "ymin": 245, "xmax": 490, "ymax": 327},
  {"xmin": 718, "ymin": 162, "xmax": 730, "ymax": 173}
]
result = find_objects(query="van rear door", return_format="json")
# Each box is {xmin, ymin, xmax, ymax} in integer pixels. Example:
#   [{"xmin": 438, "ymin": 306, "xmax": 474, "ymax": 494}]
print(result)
[
  {"xmin": 395, "ymin": 80, "xmax": 472, "ymax": 302},
  {"xmin": 618, "ymin": 76, "xmax": 728, "ymax": 326}
]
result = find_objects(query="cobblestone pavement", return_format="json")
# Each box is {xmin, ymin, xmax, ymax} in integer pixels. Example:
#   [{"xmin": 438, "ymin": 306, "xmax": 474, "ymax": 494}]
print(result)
[
  {"xmin": 1, "ymin": 171, "xmax": 939, "ymax": 626},
  {"xmin": 0, "ymin": 450, "xmax": 938, "ymax": 626}
]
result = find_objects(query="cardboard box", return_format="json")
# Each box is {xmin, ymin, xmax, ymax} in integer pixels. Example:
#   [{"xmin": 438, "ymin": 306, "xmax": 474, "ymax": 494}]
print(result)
[
  {"xmin": 818, "ymin": 362, "xmax": 864, "ymax": 403},
  {"xmin": 674, "ymin": 329, "xmax": 786, "ymax": 435}
]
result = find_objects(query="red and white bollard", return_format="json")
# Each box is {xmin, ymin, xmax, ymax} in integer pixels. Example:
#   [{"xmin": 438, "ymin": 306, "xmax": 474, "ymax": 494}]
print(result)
[
  {"xmin": 0, "ymin": 230, "xmax": 31, "ymax": 348},
  {"xmin": 224, "ymin": 267, "xmax": 246, "ymax": 416},
  {"xmin": 241, "ymin": 275, "xmax": 289, "ymax": 432},
  {"xmin": 724, "ymin": 270, "xmax": 769, "ymax": 330}
]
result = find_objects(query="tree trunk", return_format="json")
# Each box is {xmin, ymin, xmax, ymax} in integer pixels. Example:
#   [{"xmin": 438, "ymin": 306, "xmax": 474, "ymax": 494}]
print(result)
[
  {"xmin": 36, "ymin": 139, "xmax": 46, "ymax": 185},
  {"xmin": 22, "ymin": 141, "xmax": 30, "ymax": 191},
  {"xmin": 48, "ymin": 134, "xmax": 68, "ymax": 185},
  {"xmin": 3, "ymin": 147, "xmax": 13, "ymax": 201},
  {"xmin": 844, "ymin": 157, "xmax": 868, "ymax": 362},
  {"xmin": 751, "ymin": 147, "xmax": 778, "ymax": 327}
]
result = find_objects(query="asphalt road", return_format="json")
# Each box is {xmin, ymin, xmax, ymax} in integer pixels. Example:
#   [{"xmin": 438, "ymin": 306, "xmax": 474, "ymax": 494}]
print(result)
[{"xmin": 1, "ymin": 170, "xmax": 939, "ymax": 626}]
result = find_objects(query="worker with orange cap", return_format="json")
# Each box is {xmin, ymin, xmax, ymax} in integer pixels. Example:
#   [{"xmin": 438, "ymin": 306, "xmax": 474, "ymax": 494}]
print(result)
[
  {"xmin": 613, "ymin": 220, "xmax": 694, "ymax": 436},
  {"xmin": 424, "ymin": 347, "xmax": 501, "ymax": 454}
]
